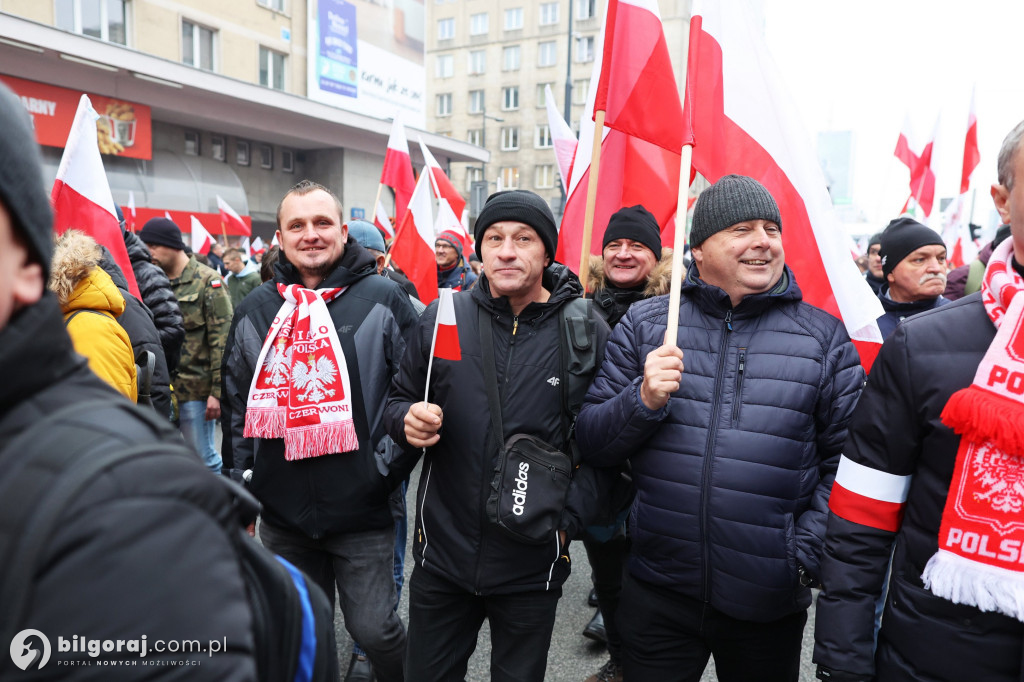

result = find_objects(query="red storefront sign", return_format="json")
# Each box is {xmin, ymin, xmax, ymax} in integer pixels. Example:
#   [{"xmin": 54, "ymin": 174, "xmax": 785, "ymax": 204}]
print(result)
[{"xmin": 1, "ymin": 75, "xmax": 153, "ymax": 160}]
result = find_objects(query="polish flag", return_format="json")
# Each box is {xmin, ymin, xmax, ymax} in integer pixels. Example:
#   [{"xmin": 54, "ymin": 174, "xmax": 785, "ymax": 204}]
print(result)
[
  {"xmin": 435, "ymin": 197, "xmax": 472, "ymax": 256},
  {"xmin": 381, "ymin": 113, "xmax": 416, "ymax": 221},
  {"xmin": 240, "ymin": 236, "xmax": 251, "ymax": 258},
  {"xmin": 217, "ymin": 195, "xmax": 251, "ymax": 236},
  {"xmin": 51, "ymin": 95, "xmax": 141, "ymax": 299},
  {"xmin": 684, "ymin": 0, "xmax": 884, "ymax": 368},
  {"xmin": 961, "ymin": 87, "xmax": 980, "ymax": 195},
  {"xmin": 251, "ymin": 236, "xmax": 266, "ymax": 255},
  {"xmin": 126, "ymin": 190, "xmax": 137, "ymax": 232},
  {"xmin": 375, "ymin": 199, "xmax": 395, "ymax": 239},
  {"xmin": 894, "ymin": 117, "xmax": 938, "ymax": 218},
  {"xmin": 544, "ymin": 84, "xmax": 577, "ymax": 194},
  {"xmin": 190, "ymin": 215, "xmax": 214, "ymax": 254},
  {"xmin": 431, "ymin": 287, "xmax": 461, "ymax": 361},
  {"xmin": 418, "ymin": 138, "xmax": 467, "ymax": 222},
  {"xmin": 388, "ymin": 170, "xmax": 438, "ymax": 304},
  {"xmin": 556, "ymin": 0, "xmax": 682, "ymax": 271}
]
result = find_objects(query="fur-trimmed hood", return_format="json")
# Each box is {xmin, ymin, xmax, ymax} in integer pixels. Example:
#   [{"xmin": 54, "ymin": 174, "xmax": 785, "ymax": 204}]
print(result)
[
  {"xmin": 49, "ymin": 230, "xmax": 126, "ymax": 317},
  {"xmin": 587, "ymin": 248, "xmax": 674, "ymax": 297}
]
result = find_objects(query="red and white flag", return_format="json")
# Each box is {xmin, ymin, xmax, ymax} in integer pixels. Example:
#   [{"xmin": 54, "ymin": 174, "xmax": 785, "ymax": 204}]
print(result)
[
  {"xmin": 961, "ymin": 87, "xmax": 980, "ymax": 195},
  {"xmin": 684, "ymin": 0, "xmax": 884, "ymax": 368},
  {"xmin": 240, "ymin": 236, "xmax": 251, "ymax": 258},
  {"xmin": 894, "ymin": 116, "xmax": 938, "ymax": 218},
  {"xmin": 418, "ymin": 138, "xmax": 467, "ymax": 222},
  {"xmin": 435, "ymin": 197, "xmax": 472, "ymax": 256},
  {"xmin": 217, "ymin": 195, "xmax": 251, "ymax": 236},
  {"xmin": 126, "ymin": 190, "xmax": 137, "ymax": 232},
  {"xmin": 556, "ymin": 0, "xmax": 683, "ymax": 271},
  {"xmin": 375, "ymin": 199, "xmax": 395, "ymax": 239},
  {"xmin": 251, "ymin": 236, "xmax": 266, "ymax": 255},
  {"xmin": 52, "ymin": 95, "xmax": 141, "ymax": 299},
  {"xmin": 431, "ymin": 287, "xmax": 461, "ymax": 362},
  {"xmin": 190, "ymin": 215, "xmax": 214, "ymax": 254},
  {"xmin": 544, "ymin": 84, "xmax": 577, "ymax": 194},
  {"xmin": 388, "ymin": 170, "xmax": 438, "ymax": 304},
  {"xmin": 381, "ymin": 113, "xmax": 416, "ymax": 222}
]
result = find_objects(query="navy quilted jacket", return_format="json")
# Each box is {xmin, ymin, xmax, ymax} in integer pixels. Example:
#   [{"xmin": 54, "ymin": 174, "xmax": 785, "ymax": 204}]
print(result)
[{"xmin": 576, "ymin": 262, "xmax": 864, "ymax": 622}]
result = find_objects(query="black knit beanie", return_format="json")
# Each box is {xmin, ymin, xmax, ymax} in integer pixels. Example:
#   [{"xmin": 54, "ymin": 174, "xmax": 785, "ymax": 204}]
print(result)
[
  {"xmin": 139, "ymin": 217, "xmax": 187, "ymax": 251},
  {"xmin": 474, "ymin": 190, "xmax": 558, "ymax": 261},
  {"xmin": 868, "ymin": 232, "xmax": 883, "ymax": 249},
  {"xmin": 0, "ymin": 82, "xmax": 54, "ymax": 278},
  {"xmin": 603, "ymin": 205, "xmax": 661, "ymax": 257},
  {"xmin": 690, "ymin": 175, "xmax": 781, "ymax": 247},
  {"xmin": 879, "ymin": 217, "xmax": 944, "ymax": 279}
]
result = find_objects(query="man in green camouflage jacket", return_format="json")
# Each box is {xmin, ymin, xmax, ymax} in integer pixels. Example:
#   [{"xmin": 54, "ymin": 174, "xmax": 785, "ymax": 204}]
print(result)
[{"xmin": 141, "ymin": 217, "xmax": 232, "ymax": 473}]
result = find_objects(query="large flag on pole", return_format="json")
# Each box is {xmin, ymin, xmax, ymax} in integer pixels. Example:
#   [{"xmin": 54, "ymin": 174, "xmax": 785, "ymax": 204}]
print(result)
[
  {"xmin": 418, "ymin": 138, "xmax": 467, "ymax": 221},
  {"xmin": 388, "ymin": 170, "xmax": 438, "ymax": 304},
  {"xmin": 556, "ymin": 0, "xmax": 683, "ymax": 273},
  {"xmin": 894, "ymin": 116, "xmax": 938, "ymax": 218},
  {"xmin": 381, "ymin": 113, "xmax": 416, "ymax": 221},
  {"xmin": 961, "ymin": 87, "xmax": 980, "ymax": 195},
  {"xmin": 190, "ymin": 215, "xmax": 215, "ymax": 254},
  {"xmin": 375, "ymin": 199, "xmax": 395, "ymax": 239},
  {"xmin": 52, "ymin": 95, "xmax": 141, "ymax": 299},
  {"xmin": 684, "ymin": 0, "xmax": 884, "ymax": 368},
  {"xmin": 544, "ymin": 84, "xmax": 577, "ymax": 195},
  {"xmin": 217, "ymin": 195, "xmax": 251, "ymax": 236},
  {"xmin": 126, "ymin": 190, "xmax": 137, "ymax": 232}
]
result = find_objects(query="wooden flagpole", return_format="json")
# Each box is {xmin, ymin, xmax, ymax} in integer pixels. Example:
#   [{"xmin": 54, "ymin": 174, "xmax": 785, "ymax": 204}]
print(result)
[{"xmin": 578, "ymin": 110, "xmax": 606, "ymax": 294}]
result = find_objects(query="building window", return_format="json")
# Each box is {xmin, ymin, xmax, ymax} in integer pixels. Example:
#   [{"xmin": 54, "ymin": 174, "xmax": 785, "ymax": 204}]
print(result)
[
  {"xmin": 259, "ymin": 46, "xmax": 286, "ymax": 90},
  {"xmin": 211, "ymin": 135, "xmax": 226, "ymax": 161},
  {"xmin": 259, "ymin": 145, "xmax": 274, "ymax": 169},
  {"xmin": 236, "ymin": 140, "xmax": 251, "ymax": 166},
  {"xmin": 182, "ymin": 20, "xmax": 216, "ymax": 71},
  {"xmin": 437, "ymin": 93, "xmax": 453, "ymax": 116},
  {"xmin": 437, "ymin": 17, "xmax": 455, "ymax": 40},
  {"xmin": 436, "ymin": 54, "xmax": 454, "ymax": 78},
  {"xmin": 575, "ymin": 35, "xmax": 595, "ymax": 63},
  {"xmin": 538, "ymin": 41, "xmax": 557, "ymax": 67},
  {"xmin": 501, "ymin": 127, "xmax": 520, "ymax": 151},
  {"xmin": 466, "ymin": 166, "xmax": 483, "ymax": 192},
  {"xmin": 573, "ymin": 78, "xmax": 589, "ymax": 104},
  {"xmin": 468, "ymin": 50, "xmax": 486, "ymax": 75},
  {"xmin": 576, "ymin": 0, "xmax": 596, "ymax": 20},
  {"xmin": 469, "ymin": 12, "xmax": 488, "ymax": 35},
  {"xmin": 537, "ymin": 83, "xmax": 554, "ymax": 108},
  {"xmin": 469, "ymin": 89, "xmax": 485, "ymax": 114},
  {"xmin": 56, "ymin": 0, "xmax": 127, "ymax": 45},
  {"xmin": 539, "ymin": 2, "xmax": 559, "ymax": 25},
  {"xmin": 535, "ymin": 125, "xmax": 553, "ymax": 148},
  {"xmin": 502, "ymin": 86, "xmax": 519, "ymax": 111},
  {"xmin": 535, "ymin": 164, "xmax": 555, "ymax": 188},
  {"xmin": 282, "ymin": 149, "xmax": 294, "ymax": 173},
  {"xmin": 502, "ymin": 46, "xmax": 521, "ymax": 71},
  {"xmin": 257, "ymin": 0, "xmax": 285, "ymax": 10},
  {"xmin": 467, "ymin": 129, "xmax": 483, "ymax": 146},
  {"xmin": 503, "ymin": 8, "xmax": 523, "ymax": 30},
  {"xmin": 184, "ymin": 130, "xmax": 200, "ymax": 156},
  {"xmin": 500, "ymin": 167, "xmax": 520, "ymax": 189}
]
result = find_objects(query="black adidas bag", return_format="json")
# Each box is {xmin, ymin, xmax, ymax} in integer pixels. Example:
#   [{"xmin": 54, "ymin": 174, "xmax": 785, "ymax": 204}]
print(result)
[{"xmin": 0, "ymin": 399, "xmax": 338, "ymax": 682}]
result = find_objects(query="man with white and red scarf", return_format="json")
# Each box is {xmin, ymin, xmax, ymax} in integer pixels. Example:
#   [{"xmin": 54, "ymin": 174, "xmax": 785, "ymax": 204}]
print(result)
[
  {"xmin": 814, "ymin": 121, "xmax": 1024, "ymax": 681},
  {"xmin": 223, "ymin": 180, "xmax": 418, "ymax": 682}
]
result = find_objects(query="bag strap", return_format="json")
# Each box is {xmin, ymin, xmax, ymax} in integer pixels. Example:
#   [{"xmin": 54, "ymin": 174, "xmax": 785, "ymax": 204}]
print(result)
[
  {"xmin": 64, "ymin": 308, "xmax": 115, "ymax": 326},
  {"xmin": 478, "ymin": 305, "xmax": 505, "ymax": 448}
]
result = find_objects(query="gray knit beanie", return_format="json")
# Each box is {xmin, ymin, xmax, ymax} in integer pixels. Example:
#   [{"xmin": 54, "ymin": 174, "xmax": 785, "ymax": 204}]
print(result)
[
  {"xmin": 690, "ymin": 175, "xmax": 781, "ymax": 247},
  {"xmin": 474, "ymin": 190, "xmax": 558, "ymax": 261},
  {"xmin": 0, "ymin": 82, "xmax": 54, "ymax": 277}
]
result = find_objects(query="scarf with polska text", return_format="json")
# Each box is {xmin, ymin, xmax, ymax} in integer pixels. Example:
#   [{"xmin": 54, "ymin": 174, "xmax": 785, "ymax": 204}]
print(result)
[
  {"xmin": 244, "ymin": 283, "xmax": 358, "ymax": 461},
  {"xmin": 922, "ymin": 238, "xmax": 1024, "ymax": 621}
]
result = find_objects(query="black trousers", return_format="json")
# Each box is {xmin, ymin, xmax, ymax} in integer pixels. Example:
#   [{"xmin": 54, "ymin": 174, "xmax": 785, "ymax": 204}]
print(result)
[
  {"xmin": 583, "ymin": 532, "xmax": 629, "ymax": 662},
  {"xmin": 619, "ymin": 573, "xmax": 807, "ymax": 682},
  {"xmin": 405, "ymin": 565, "xmax": 561, "ymax": 682}
]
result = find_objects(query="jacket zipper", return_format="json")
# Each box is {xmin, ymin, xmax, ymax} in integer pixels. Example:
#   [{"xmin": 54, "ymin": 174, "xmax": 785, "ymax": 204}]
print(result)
[
  {"xmin": 733, "ymin": 348, "xmax": 746, "ymax": 426},
  {"xmin": 699, "ymin": 310, "xmax": 732, "ymax": 602}
]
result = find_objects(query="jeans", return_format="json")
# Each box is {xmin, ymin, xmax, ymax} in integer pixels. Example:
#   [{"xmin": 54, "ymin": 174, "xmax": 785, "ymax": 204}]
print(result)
[
  {"xmin": 260, "ymin": 520, "xmax": 406, "ymax": 682},
  {"xmin": 178, "ymin": 400, "xmax": 222, "ymax": 474},
  {"xmin": 619, "ymin": 573, "xmax": 807, "ymax": 682},
  {"xmin": 405, "ymin": 566, "xmax": 561, "ymax": 682}
]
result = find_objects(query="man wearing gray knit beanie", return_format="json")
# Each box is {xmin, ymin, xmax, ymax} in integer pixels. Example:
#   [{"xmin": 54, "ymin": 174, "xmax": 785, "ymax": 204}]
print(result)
[{"xmin": 576, "ymin": 173, "xmax": 864, "ymax": 680}]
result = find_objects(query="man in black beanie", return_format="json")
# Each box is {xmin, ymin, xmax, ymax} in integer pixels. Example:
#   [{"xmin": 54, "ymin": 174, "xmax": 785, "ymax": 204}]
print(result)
[
  {"xmin": 385, "ymin": 189, "xmax": 612, "ymax": 681},
  {"xmin": 875, "ymin": 216, "xmax": 949, "ymax": 338},
  {"xmin": 864, "ymin": 232, "xmax": 886, "ymax": 294},
  {"xmin": 576, "ymin": 174, "xmax": 864, "ymax": 681}
]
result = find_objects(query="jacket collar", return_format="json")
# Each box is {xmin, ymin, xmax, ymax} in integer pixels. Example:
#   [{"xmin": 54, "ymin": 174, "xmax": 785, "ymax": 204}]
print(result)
[
  {"xmin": 878, "ymin": 287, "xmax": 947, "ymax": 315},
  {"xmin": 682, "ymin": 260, "xmax": 801, "ymax": 318},
  {"xmin": 472, "ymin": 262, "xmax": 583, "ymax": 321},
  {"xmin": 272, "ymin": 236, "xmax": 377, "ymax": 290}
]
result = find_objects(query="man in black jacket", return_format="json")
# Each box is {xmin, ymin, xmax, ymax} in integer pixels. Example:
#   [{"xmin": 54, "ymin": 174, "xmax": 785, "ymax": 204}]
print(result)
[
  {"xmin": 874, "ymin": 217, "xmax": 949, "ymax": 338},
  {"xmin": 386, "ymin": 190, "xmax": 611, "ymax": 682},
  {"xmin": 814, "ymin": 123, "xmax": 1024, "ymax": 682},
  {"xmin": 224, "ymin": 180, "xmax": 417, "ymax": 682}
]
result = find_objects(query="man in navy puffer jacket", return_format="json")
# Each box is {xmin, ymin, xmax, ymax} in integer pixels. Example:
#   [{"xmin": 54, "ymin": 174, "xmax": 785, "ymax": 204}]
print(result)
[{"xmin": 575, "ymin": 175, "xmax": 865, "ymax": 682}]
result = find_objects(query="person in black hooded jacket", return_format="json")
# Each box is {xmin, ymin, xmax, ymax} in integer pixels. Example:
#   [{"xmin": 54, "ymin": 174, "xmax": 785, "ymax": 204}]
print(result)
[{"xmin": 386, "ymin": 190, "xmax": 611, "ymax": 682}]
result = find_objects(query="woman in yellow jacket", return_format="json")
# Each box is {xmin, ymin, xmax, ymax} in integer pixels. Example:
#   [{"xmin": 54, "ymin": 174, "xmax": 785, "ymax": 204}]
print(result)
[{"xmin": 49, "ymin": 230, "xmax": 137, "ymax": 401}]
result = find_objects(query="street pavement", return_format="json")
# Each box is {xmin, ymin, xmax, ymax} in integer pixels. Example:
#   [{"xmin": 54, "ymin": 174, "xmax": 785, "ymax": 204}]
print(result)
[{"xmin": 326, "ymin": 460, "xmax": 820, "ymax": 681}]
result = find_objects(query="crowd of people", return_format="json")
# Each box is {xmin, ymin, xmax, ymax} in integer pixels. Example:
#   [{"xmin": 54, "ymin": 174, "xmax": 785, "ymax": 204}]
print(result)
[{"xmin": 4, "ymin": 73, "xmax": 1024, "ymax": 682}]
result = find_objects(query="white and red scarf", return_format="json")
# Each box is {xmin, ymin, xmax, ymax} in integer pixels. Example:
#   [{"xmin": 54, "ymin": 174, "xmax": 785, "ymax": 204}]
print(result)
[
  {"xmin": 243, "ymin": 283, "xmax": 358, "ymax": 461},
  {"xmin": 922, "ymin": 238, "xmax": 1024, "ymax": 621}
]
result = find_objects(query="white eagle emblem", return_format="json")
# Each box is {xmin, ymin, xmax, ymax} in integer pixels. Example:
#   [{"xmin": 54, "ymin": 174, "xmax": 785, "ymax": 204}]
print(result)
[
  {"xmin": 971, "ymin": 443, "xmax": 1024, "ymax": 515},
  {"xmin": 292, "ymin": 354, "xmax": 338, "ymax": 403},
  {"xmin": 263, "ymin": 340, "xmax": 293, "ymax": 387}
]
